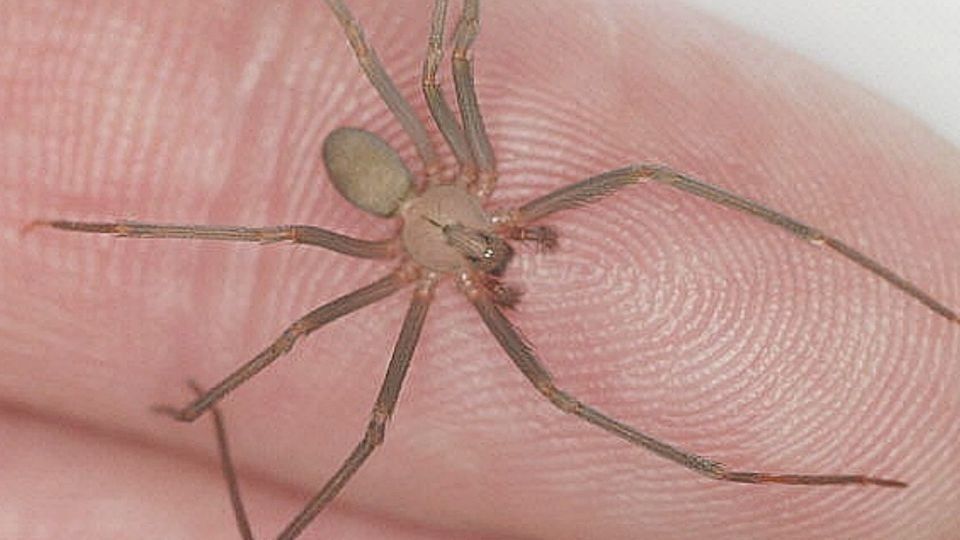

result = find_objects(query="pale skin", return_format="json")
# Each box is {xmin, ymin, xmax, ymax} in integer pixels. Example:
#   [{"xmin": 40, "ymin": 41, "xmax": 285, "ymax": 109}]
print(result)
[{"xmin": 1, "ymin": 1, "xmax": 959, "ymax": 539}]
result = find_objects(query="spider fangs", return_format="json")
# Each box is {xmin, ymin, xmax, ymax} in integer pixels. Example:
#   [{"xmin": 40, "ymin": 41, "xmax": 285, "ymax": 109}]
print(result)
[{"xmin": 31, "ymin": 0, "xmax": 959, "ymax": 538}]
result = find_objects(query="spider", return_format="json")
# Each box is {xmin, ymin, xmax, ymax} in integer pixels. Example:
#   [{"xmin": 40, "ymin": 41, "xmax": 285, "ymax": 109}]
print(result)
[{"xmin": 25, "ymin": 0, "xmax": 958, "ymax": 538}]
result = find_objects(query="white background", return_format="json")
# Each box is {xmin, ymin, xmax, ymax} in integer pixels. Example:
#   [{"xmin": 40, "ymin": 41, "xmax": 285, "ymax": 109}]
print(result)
[{"xmin": 680, "ymin": 1, "xmax": 960, "ymax": 149}]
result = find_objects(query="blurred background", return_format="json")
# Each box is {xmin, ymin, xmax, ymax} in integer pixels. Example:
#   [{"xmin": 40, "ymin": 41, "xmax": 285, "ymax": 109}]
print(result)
[{"xmin": 681, "ymin": 1, "xmax": 960, "ymax": 148}]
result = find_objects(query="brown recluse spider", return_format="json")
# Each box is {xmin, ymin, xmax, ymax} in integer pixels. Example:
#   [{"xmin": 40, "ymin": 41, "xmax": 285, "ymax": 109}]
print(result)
[{"xmin": 28, "ymin": 0, "xmax": 957, "ymax": 538}]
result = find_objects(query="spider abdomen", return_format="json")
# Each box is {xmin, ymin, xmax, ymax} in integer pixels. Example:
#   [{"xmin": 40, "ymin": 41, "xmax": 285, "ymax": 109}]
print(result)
[{"xmin": 322, "ymin": 127, "xmax": 414, "ymax": 217}]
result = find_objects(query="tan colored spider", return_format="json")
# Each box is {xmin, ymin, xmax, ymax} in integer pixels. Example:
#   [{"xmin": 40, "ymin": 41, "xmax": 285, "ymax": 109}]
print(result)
[{"xmin": 25, "ymin": 0, "xmax": 959, "ymax": 538}]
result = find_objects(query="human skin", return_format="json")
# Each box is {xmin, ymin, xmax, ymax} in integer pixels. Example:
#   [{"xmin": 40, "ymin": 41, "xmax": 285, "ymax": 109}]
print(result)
[{"xmin": 1, "ymin": 0, "xmax": 959, "ymax": 538}]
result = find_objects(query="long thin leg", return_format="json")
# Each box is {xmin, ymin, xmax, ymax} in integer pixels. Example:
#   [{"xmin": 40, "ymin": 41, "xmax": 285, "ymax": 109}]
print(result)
[
  {"xmin": 279, "ymin": 279, "xmax": 434, "ymax": 540},
  {"xmin": 451, "ymin": 0, "xmax": 497, "ymax": 198},
  {"xmin": 462, "ymin": 276, "xmax": 906, "ymax": 488},
  {"xmin": 29, "ymin": 220, "xmax": 396, "ymax": 259},
  {"xmin": 422, "ymin": 0, "xmax": 475, "ymax": 181},
  {"xmin": 155, "ymin": 269, "xmax": 412, "ymax": 422},
  {"xmin": 325, "ymin": 0, "xmax": 439, "ymax": 177},
  {"xmin": 500, "ymin": 164, "xmax": 960, "ymax": 324},
  {"xmin": 188, "ymin": 381, "xmax": 255, "ymax": 540}
]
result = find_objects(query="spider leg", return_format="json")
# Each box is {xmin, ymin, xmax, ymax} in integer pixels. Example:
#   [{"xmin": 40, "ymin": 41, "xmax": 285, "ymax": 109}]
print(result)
[
  {"xmin": 451, "ymin": 0, "xmax": 497, "ymax": 198},
  {"xmin": 462, "ymin": 276, "xmax": 907, "ymax": 488},
  {"xmin": 422, "ymin": 0, "xmax": 475, "ymax": 183},
  {"xmin": 503, "ymin": 164, "xmax": 959, "ymax": 324},
  {"xmin": 154, "ymin": 269, "xmax": 412, "ymax": 422},
  {"xmin": 28, "ymin": 220, "xmax": 397, "ymax": 259},
  {"xmin": 278, "ymin": 279, "xmax": 434, "ymax": 540},
  {"xmin": 325, "ymin": 0, "xmax": 439, "ymax": 178},
  {"xmin": 505, "ymin": 224, "xmax": 559, "ymax": 252},
  {"xmin": 187, "ymin": 381, "xmax": 255, "ymax": 540},
  {"xmin": 506, "ymin": 166, "xmax": 640, "ymax": 223}
]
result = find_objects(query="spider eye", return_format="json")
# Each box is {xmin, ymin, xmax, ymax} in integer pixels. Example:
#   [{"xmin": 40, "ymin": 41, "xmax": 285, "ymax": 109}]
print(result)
[
  {"xmin": 473, "ymin": 233, "xmax": 513, "ymax": 275},
  {"xmin": 323, "ymin": 127, "xmax": 414, "ymax": 217}
]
